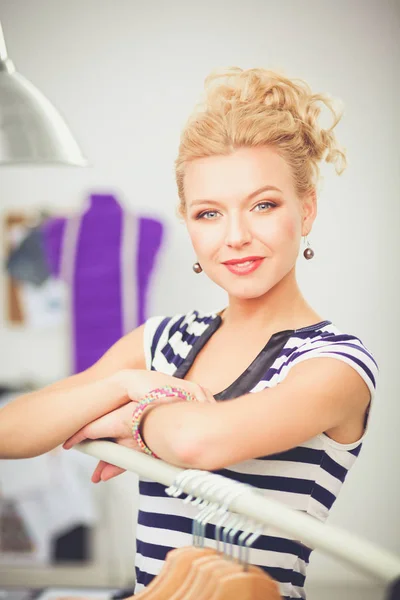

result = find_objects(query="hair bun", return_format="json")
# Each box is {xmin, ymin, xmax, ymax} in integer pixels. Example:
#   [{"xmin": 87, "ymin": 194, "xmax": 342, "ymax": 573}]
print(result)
[
  {"xmin": 176, "ymin": 66, "xmax": 347, "ymax": 212},
  {"xmin": 204, "ymin": 67, "xmax": 311, "ymax": 114}
]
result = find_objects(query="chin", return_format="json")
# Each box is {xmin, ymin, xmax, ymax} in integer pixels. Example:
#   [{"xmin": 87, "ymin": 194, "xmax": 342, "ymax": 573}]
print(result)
[
  {"xmin": 208, "ymin": 268, "xmax": 285, "ymax": 299},
  {"xmin": 224, "ymin": 280, "xmax": 279, "ymax": 300},
  {"xmin": 232, "ymin": 288, "xmax": 274, "ymax": 300}
]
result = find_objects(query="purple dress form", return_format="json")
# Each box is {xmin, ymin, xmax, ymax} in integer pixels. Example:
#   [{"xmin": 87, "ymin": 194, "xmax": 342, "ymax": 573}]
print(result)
[{"xmin": 41, "ymin": 193, "xmax": 164, "ymax": 374}]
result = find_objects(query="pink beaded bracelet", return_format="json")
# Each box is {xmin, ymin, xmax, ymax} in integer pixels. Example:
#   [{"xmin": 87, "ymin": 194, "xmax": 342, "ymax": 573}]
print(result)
[{"xmin": 131, "ymin": 386, "xmax": 197, "ymax": 458}]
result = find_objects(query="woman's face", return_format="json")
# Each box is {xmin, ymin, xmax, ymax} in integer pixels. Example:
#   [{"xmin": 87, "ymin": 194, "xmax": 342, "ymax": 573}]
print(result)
[{"xmin": 183, "ymin": 145, "xmax": 316, "ymax": 299}]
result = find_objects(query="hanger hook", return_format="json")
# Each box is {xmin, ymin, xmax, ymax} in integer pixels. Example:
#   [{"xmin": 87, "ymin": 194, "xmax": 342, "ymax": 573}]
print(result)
[
  {"xmin": 183, "ymin": 473, "xmax": 231, "ymax": 546},
  {"xmin": 222, "ymin": 512, "xmax": 245, "ymax": 560},
  {"xmin": 166, "ymin": 469, "xmax": 208, "ymax": 499},
  {"xmin": 191, "ymin": 475, "xmax": 241, "ymax": 547},
  {"xmin": 243, "ymin": 522, "xmax": 265, "ymax": 570},
  {"xmin": 213, "ymin": 483, "xmax": 250, "ymax": 554},
  {"xmin": 227, "ymin": 513, "xmax": 251, "ymax": 560},
  {"xmin": 185, "ymin": 473, "xmax": 217, "ymax": 545},
  {"xmin": 237, "ymin": 518, "xmax": 258, "ymax": 567}
]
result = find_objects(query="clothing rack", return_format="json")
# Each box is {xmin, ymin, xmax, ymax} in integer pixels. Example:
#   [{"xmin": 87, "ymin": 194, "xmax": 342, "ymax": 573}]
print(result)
[{"xmin": 76, "ymin": 440, "xmax": 400, "ymax": 594}]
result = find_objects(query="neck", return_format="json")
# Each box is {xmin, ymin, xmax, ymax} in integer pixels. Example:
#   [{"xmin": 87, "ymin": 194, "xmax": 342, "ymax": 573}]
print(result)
[{"xmin": 221, "ymin": 267, "xmax": 321, "ymax": 332}]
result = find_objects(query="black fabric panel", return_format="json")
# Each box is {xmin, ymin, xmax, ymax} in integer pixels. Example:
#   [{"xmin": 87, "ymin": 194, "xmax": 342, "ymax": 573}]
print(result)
[
  {"xmin": 174, "ymin": 314, "xmax": 294, "ymax": 401},
  {"xmin": 214, "ymin": 329, "xmax": 294, "ymax": 400}
]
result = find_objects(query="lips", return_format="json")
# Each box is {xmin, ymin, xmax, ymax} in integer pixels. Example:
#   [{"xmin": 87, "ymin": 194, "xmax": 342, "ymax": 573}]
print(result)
[
  {"xmin": 222, "ymin": 256, "xmax": 264, "ymax": 265},
  {"xmin": 223, "ymin": 257, "xmax": 264, "ymax": 276}
]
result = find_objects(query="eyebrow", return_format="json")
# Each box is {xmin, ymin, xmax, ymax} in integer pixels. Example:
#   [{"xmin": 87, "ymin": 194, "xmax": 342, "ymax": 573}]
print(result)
[{"xmin": 189, "ymin": 185, "xmax": 283, "ymax": 208}]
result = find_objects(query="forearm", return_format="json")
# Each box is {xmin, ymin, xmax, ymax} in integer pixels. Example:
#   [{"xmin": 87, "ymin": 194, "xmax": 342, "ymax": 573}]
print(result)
[
  {"xmin": 141, "ymin": 396, "xmax": 262, "ymax": 469},
  {"xmin": 141, "ymin": 401, "xmax": 218, "ymax": 468},
  {"xmin": 141, "ymin": 359, "xmax": 356, "ymax": 471},
  {"xmin": 0, "ymin": 376, "xmax": 129, "ymax": 459}
]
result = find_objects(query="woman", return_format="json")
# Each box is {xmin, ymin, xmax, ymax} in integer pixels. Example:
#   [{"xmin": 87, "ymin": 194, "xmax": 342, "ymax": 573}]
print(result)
[{"xmin": 0, "ymin": 67, "xmax": 378, "ymax": 599}]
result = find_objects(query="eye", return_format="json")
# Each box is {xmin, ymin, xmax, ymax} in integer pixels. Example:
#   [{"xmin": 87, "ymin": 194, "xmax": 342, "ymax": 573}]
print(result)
[
  {"xmin": 196, "ymin": 210, "xmax": 220, "ymax": 220},
  {"xmin": 253, "ymin": 201, "xmax": 276, "ymax": 212}
]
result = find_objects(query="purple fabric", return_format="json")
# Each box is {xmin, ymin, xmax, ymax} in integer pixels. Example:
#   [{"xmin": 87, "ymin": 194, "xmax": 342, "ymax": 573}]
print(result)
[
  {"xmin": 137, "ymin": 216, "xmax": 164, "ymax": 325},
  {"xmin": 41, "ymin": 194, "xmax": 164, "ymax": 374}
]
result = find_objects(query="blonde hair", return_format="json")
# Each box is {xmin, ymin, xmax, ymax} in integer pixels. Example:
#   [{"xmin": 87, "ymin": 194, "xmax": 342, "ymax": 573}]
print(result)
[{"xmin": 175, "ymin": 67, "xmax": 347, "ymax": 215}]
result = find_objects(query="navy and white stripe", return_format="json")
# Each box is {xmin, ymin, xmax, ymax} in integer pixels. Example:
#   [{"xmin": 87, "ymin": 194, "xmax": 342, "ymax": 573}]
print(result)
[{"xmin": 136, "ymin": 309, "xmax": 378, "ymax": 599}]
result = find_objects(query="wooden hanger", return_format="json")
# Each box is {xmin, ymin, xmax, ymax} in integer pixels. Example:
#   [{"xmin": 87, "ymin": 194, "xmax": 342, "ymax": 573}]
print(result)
[
  {"xmin": 182, "ymin": 554, "xmax": 237, "ymax": 600},
  {"xmin": 133, "ymin": 546, "xmax": 218, "ymax": 600},
  {"xmin": 167, "ymin": 553, "xmax": 224, "ymax": 600},
  {"xmin": 184, "ymin": 514, "xmax": 279, "ymax": 600},
  {"xmin": 122, "ymin": 551, "xmax": 281, "ymax": 600},
  {"xmin": 186, "ymin": 559, "xmax": 280, "ymax": 600},
  {"xmin": 209, "ymin": 568, "xmax": 281, "ymax": 600}
]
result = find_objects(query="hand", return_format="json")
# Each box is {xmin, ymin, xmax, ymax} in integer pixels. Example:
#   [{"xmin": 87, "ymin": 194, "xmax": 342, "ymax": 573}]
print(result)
[
  {"xmin": 63, "ymin": 381, "xmax": 216, "ymax": 482},
  {"xmin": 110, "ymin": 369, "xmax": 216, "ymax": 404},
  {"xmin": 62, "ymin": 402, "xmax": 139, "ymax": 482}
]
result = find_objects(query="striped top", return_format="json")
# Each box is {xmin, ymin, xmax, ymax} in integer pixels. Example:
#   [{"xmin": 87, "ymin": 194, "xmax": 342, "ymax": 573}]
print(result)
[{"xmin": 135, "ymin": 309, "xmax": 378, "ymax": 599}]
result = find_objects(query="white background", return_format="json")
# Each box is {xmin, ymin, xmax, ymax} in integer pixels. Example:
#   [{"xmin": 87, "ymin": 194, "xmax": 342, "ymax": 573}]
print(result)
[{"xmin": 0, "ymin": 0, "xmax": 398, "ymax": 593}]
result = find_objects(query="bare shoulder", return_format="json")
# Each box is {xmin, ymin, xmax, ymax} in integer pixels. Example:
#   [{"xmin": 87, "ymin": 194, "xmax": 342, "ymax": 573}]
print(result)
[
  {"xmin": 284, "ymin": 355, "xmax": 372, "ymax": 410},
  {"xmin": 282, "ymin": 356, "xmax": 371, "ymax": 444}
]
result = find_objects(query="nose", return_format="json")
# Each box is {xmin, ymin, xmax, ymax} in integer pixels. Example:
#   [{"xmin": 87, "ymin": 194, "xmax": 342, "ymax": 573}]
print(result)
[{"xmin": 224, "ymin": 212, "xmax": 252, "ymax": 248}]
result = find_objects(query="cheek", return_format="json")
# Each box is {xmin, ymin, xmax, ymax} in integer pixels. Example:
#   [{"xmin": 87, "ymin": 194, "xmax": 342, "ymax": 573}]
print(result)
[
  {"xmin": 285, "ymin": 218, "xmax": 300, "ymax": 242},
  {"xmin": 280, "ymin": 207, "xmax": 302, "ymax": 242},
  {"xmin": 256, "ymin": 213, "xmax": 300, "ymax": 246},
  {"xmin": 187, "ymin": 223, "xmax": 219, "ymax": 257}
]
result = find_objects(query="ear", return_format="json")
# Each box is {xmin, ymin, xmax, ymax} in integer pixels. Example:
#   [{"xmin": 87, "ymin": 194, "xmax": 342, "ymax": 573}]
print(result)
[{"xmin": 301, "ymin": 189, "xmax": 317, "ymax": 236}]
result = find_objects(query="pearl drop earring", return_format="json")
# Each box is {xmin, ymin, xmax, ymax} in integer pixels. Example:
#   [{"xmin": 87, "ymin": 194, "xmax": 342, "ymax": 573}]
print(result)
[
  {"xmin": 192, "ymin": 262, "xmax": 203, "ymax": 273},
  {"xmin": 303, "ymin": 236, "xmax": 315, "ymax": 260}
]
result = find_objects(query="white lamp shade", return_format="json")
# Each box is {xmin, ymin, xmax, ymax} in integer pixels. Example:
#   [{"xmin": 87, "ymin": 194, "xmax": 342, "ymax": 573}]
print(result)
[{"xmin": 0, "ymin": 67, "xmax": 88, "ymax": 166}]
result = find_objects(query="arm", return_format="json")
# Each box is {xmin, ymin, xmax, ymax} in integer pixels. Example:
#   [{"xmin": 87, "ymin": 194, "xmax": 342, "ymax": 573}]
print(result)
[
  {"xmin": 141, "ymin": 357, "xmax": 372, "ymax": 470},
  {"xmin": 0, "ymin": 324, "xmax": 147, "ymax": 459}
]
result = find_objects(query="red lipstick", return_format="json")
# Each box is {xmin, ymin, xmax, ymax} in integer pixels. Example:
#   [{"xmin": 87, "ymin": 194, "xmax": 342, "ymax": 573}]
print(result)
[{"xmin": 222, "ymin": 256, "xmax": 264, "ymax": 276}]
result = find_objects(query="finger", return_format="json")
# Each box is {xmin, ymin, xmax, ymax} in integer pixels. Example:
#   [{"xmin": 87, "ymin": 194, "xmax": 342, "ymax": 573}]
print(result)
[
  {"xmin": 91, "ymin": 460, "xmax": 108, "ymax": 483},
  {"xmin": 63, "ymin": 429, "xmax": 88, "ymax": 449},
  {"xmin": 100, "ymin": 463, "xmax": 126, "ymax": 481},
  {"xmin": 203, "ymin": 388, "xmax": 217, "ymax": 403},
  {"xmin": 193, "ymin": 384, "xmax": 216, "ymax": 403},
  {"xmin": 185, "ymin": 383, "xmax": 208, "ymax": 403}
]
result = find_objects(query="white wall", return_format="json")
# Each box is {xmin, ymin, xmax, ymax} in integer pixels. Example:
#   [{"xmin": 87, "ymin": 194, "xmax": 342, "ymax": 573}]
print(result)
[{"xmin": 0, "ymin": 0, "xmax": 399, "ymax": 590}]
